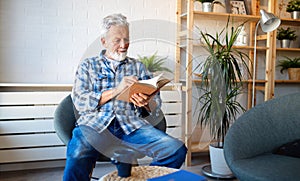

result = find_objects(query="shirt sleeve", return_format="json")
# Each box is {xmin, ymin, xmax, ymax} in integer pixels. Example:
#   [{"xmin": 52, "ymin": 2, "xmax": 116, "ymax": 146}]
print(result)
[{"xmin": 71, "ymin": 59, "xmax": 102, "ymax": 113}]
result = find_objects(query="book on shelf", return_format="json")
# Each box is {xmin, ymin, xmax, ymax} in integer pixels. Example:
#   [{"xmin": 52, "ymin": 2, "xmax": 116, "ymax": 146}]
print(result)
[{"xmin": 116, "ymin": 73, "xmax": 171, "ymax": 102}]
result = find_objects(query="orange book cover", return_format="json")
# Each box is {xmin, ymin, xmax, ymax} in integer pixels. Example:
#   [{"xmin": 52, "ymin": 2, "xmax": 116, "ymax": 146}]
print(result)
[{"xmin": 116, "ymin": 74, "xmax": 170, "ymax": 102}]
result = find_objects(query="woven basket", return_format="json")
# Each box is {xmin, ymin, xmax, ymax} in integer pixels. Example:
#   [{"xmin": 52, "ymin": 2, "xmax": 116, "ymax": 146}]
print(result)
[
  {"xmin": 288, "ymin": 68, "xmax": 300, "ymax": 80},
  {"xmin": 100, "ymin": 166, "xmax": 177, "ymax": 181}
]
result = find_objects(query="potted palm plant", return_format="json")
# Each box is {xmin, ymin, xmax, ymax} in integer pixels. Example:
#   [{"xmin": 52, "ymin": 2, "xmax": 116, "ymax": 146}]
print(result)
[
  {"xmin": 138, "ymin": 52, "xmax": 172, "ymax": 75},
  {"xmin": 194, "ymin": 19, "xmax": 250, "ymax": 175},
  {"xmin": 276, "ymin": 27, "xmax": 297, "ymax": 48},
  {"xmin": 195, "ymin": 0, "xmax": 224, "ymax": 12},
  {"xmin": 286, "ymin": 0, "xmax": 300, "ymax": 19},
  {"xmin": 277, "ymin": 56, "xmax": 300, "ymax": 80}
]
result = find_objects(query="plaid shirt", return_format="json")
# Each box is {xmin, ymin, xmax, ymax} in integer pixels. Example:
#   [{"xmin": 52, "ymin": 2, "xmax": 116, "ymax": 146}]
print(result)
[{"xmin": 71, "ymin": 50, "xmax": 162, "ymax": 135}]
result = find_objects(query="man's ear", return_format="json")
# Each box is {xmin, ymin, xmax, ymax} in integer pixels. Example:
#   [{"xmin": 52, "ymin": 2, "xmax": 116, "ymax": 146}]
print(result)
[{"xmin": 101, "ymin": 37, "xmax": 106, "ymax": 47}]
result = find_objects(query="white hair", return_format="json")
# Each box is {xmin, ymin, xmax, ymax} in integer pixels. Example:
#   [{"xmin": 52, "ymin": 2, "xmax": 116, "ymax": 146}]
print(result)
[{"xmin": 100, "ymin": 13, "xmax": 129, "ymax": 39}]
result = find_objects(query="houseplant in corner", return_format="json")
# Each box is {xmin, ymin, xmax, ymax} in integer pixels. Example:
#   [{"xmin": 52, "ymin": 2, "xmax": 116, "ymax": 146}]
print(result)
[
  {"xmin": 277, "ymin": 56, "xmax": 300, "ymax": 80},
  {"xmin": 276, "ymin": 27, "xmax": 297, "ymax": 48},
  {"xmin": 138, "ymin": 52, "xmax": 172, "ymax": 76},
  {"xmin": 286, "ymin": 0, "xmax": 300, "ymax": 19},
  {"xmin": 194, "ymin": 19, "xmax": 250, "ymax": 175}
]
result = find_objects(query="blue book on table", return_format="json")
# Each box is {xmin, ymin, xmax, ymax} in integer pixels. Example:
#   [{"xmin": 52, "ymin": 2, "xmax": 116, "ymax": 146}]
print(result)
[{"xmin": 147, "ymin": 169, "xmax": 207, "ymax": 181}]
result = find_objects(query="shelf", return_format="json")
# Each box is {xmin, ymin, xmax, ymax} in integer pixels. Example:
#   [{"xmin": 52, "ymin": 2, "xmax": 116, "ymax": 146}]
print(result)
[
  {"xmin": 275, "ymin": 80, "xmax": 300, "ymax": 84},
  {"xmin": 247, "ymin": 79, "xmax": 267, "ymax": 83},
  {"xmin": 189, "ymin": 44, "xmax": 268, "ymax": 50},
  {"xmin": 192, "ymin": 79, "xmax": 256, "ymax": 83},
  {"xmin": 276, "ymin": 48, "xmax": 300, "ymax": 52},
  {"xmin": 280, "ymin": 18, "xmax": 300, "ymax": 26},
  {"xmin": 193, "ymin": 11, "xmax": 260, "ymax": 22}
]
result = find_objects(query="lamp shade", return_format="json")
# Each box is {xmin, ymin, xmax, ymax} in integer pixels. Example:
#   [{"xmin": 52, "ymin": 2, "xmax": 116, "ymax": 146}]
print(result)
[{"xmin": 260, "ymin": 9, "xmax": 281, "ymax": 32}]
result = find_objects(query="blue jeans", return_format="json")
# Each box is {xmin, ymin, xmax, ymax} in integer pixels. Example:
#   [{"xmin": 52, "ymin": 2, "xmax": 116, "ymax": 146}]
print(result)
[{"xmin": 63, "ymin": 119, "xmax": 187, "ymax": 181}]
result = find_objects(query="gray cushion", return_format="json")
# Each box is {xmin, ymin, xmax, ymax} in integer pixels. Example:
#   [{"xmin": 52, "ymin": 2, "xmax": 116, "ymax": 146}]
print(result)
[
  {"xmin": 224, "ymin": 92, "xmax": 300, "ymax": 181},
  {"xmin": 231, "ymin": 154, "xmax": 300, "ymax": 181}
]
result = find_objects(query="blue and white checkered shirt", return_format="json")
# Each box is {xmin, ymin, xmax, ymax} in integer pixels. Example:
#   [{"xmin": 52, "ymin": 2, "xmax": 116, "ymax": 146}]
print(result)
[{"xmin": 71, "ymin": 50, "xmax": 162, "ymax": 135}]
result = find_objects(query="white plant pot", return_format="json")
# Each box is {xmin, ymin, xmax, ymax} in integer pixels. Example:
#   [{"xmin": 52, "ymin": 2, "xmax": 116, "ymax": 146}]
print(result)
[
  {"xmin": 291, "ymin": 11, "xmax": 300, "ymax": 19},
  {"xmin": 209, "ymin": 144, "xmax": 232, "ymax": 175},
  {"xmin": 202, "ymin": 2, "xmax": 213, "ymax": 12},
  {"xmin": 280, "ymin": 39, "xmax": 291, "ymax": 48}
]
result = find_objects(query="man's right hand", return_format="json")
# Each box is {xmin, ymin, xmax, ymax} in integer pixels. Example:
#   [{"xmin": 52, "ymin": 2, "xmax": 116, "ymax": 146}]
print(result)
[{"xmin": 114, "ymin": 76, "xmax": 138, "ymax": 97}]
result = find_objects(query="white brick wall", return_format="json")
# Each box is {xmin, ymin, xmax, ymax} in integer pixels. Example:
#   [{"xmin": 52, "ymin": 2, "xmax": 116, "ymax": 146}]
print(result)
[{"xmin": 0, "ymin": 0, "xmax": 176, "ymax": 83}]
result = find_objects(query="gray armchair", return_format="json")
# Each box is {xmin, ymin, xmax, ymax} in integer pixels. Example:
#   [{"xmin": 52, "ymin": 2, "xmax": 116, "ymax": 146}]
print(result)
[
  {"xmin": 53, "ymin": 94, "xmax": 167, "ymax": 167},
  {"xmin": 224, "ymin": 92, "xmax": 300, "ymax": 181}
]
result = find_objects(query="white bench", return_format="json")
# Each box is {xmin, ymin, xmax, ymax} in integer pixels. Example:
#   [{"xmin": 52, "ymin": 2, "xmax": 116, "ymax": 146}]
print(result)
[{"xmin": 0, "ymin": 84, "xmax": 182, "ymax": 171}]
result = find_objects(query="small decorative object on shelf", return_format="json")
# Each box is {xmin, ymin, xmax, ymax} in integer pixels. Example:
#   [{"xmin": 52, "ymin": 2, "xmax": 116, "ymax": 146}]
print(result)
[
  {"xmin": 235, "ymin": 26, "xmax": 247, "ymax": 46},
  {"xmin": 229, "ymin": 0, "xmax": 247, "ymax": 14},
  {"xmin": 276, "ymin": 27, "xmax": 297, "ymax": 48},
  {"xmin": 286, "ymin": 0, "xmax": 300, "ymax": 19},
  {"xmin": 277, "ymin": 56, "xmax": 300, "ymax": 80},
  {"xmin": 195, "ymin": 0, "xmax": 224, "ymax": 12}
]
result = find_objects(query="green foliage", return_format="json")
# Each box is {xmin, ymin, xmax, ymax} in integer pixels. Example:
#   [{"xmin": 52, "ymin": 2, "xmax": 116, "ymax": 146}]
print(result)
[
  {"xmin": 197, "ymin": 87, "xmax": 245, "ymax": 145},
  {"xmin": 276, "ymin": 27, "xmax": 297, "ymax": 40},
  {"xmin": 286, "ymin": 0, "xmax": 300, "ymax": 12},
  {"xmin": 194, "ymin": 18, "xmax": 250, "ymax": 145},
  {"xmin": 138, "ymin": 52, "xmax": 172, "ymax": 73},
  {"xmin": 277, "ymin": 56, "xmax": 300, "ymax": 73}
]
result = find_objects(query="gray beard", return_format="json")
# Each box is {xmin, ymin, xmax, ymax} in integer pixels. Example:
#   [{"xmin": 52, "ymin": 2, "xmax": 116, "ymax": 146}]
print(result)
[{"xmin": 109, "ymin": 51, "xmax": 127, "ymax": 61}]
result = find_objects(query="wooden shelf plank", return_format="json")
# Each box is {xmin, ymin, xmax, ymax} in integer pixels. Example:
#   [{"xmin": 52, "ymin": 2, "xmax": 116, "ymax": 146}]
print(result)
[
  {"xmin": 275, "ymin": 80, "xmax": 300, "ymax": 83},
  {"xmin": 280, "ymin": 18, "xmax": 300, "ymax": 26},
  {"xmin": 193, "ymin": 11, "xmax": 260, "ymax": 22},
  {"xmin": 192, "ymin": 44, "xmax": 268, "ymax": 50},
  {"xmin": 276, "ymin": 48, "xmax": 300, "ymax": 52}
]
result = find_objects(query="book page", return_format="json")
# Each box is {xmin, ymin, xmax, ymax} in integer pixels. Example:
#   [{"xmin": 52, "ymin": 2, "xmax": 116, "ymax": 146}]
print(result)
[
  {"xmin": 138, "ymin": 73, "xmax": 164, "ymax": 88},
  {"xmin": 115, "ymin": 73, "xmax": 170, "ymax": 102}
]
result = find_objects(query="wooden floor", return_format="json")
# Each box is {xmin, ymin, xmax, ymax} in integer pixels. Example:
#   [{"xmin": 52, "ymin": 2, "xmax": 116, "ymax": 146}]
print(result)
[{"xmin": 0, "ymin": 153, "xmax": 238, "ymax": 181}]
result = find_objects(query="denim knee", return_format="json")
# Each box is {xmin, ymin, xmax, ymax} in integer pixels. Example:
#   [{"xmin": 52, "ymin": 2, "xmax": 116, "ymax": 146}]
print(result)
[
  {"xmin": 174, "ymin": 144, "xmax": 188, "ymax": 166},
  {"xmin": 150, "ymin": 142, "xmax": 187, "ymax": 169}
]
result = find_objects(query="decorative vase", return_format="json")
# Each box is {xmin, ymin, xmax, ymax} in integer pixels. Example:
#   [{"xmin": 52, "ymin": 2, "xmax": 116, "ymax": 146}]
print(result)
[
  {"xmin": 194, "ymin": 1, "xmax": 202, "ymax": 11},
  {"xmin": 280, "ymin": 39, "xmax": 291, "ymax": 48},
  {"xmin": 291, "ymin": 11, "xmax": 300, "ymax": 19},
  {"xmin": 209, "ymin": 143, "xmax": 232, "ymax": 175},
  {"xmin": 288, "ymin": 68, "xmax": 300, "ymax": 80},
  {"xmin": 202, "ymin": 2, "xmax": 213, "ymax": 12}
]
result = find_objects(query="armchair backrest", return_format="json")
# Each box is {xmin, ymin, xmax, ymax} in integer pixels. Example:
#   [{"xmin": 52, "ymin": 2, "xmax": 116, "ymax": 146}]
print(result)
[{"xmin": 224, "ymin": 92, "xmax": 300, "ymax": 163}]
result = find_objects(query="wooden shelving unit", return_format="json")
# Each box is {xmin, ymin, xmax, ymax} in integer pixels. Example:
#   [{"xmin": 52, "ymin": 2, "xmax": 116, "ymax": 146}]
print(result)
[{"xmin": 176, "ymin": 0, "xmax": 300, "ymax": 166}]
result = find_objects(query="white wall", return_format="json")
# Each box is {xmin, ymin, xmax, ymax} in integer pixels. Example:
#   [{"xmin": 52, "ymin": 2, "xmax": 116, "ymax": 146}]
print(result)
[{"xmin": 0, "ymin": 0, "xmax": 176, "ymax": 83}]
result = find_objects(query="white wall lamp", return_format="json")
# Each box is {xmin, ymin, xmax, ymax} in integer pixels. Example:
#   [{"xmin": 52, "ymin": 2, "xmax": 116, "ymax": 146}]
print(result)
[{"xmin": 252, "ymin": 9, "xmax": 281, "ymax": 108}]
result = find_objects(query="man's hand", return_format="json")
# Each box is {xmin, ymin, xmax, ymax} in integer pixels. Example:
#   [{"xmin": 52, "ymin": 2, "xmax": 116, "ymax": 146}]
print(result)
[
  {"xmin": 130, "ymin": 93, "xmax": 157, "ymax": 112},
  {"xmin": 130, "ymin": 93, "xmax": 151, "ymax": 107},
  {"xmin": 113, "ymin": 76, "xmax": 138, "ymax": 97}
]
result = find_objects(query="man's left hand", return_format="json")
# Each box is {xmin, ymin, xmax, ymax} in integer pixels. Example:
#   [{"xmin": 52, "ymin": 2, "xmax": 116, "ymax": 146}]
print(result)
[{"xmin": 130, "ymin": 93, "xmax": 150, "ymax": 107}]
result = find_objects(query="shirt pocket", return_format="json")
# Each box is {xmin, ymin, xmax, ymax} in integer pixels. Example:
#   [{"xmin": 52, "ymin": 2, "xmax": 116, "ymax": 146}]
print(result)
[{"xmin": 93, "ymin": 74, "xmax": 109, "ymax": 92}]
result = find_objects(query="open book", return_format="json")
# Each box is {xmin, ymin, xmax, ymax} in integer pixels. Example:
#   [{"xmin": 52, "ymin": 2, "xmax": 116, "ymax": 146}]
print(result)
[{"xmin": 116, "ymin": 73, "xmax": 171, "ymax": 102}]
